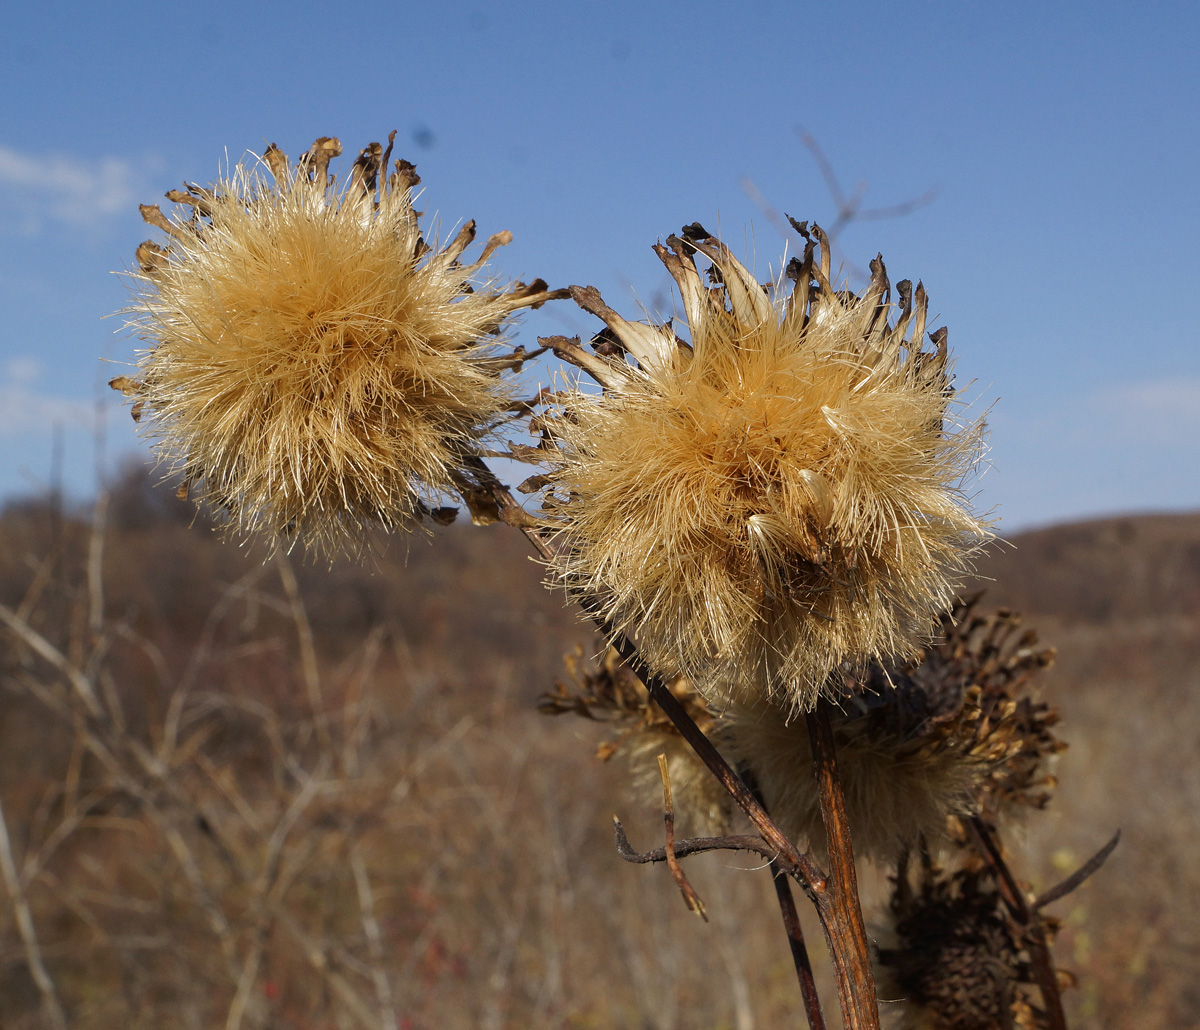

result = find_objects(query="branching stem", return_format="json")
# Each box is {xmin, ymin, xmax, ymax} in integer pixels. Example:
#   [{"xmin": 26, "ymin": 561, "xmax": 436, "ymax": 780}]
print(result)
[{"xmin": 472, "ymin": 456, "xmax": 887, "ymax": 1029}]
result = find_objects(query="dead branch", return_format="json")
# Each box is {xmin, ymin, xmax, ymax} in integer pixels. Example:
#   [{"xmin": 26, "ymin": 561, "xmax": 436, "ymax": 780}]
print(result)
[
  {"xmin": 657, "ymin": 754, "xmax": 708, "ymax": 921},
  {"xmin": 1034, "ymin": 830, "xmax": 1121, "ymax": 911},
  {"xmin": 0, "ymin": 795, "xmax": 67, "ymax": 1029},
  {"xmin": 612, "ymin": 818, "xmax": 778, "ymax": 866}
]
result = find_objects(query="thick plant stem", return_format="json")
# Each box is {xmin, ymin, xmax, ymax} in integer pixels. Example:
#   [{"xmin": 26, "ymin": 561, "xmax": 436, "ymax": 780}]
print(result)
[{"xmin": 806, "ymin": 698, "xmax": 880, "ymax": 1030}]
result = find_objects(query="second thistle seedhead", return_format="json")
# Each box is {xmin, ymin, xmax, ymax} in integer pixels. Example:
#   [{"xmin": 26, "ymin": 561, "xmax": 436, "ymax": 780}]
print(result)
[
  {"xmin": 537, "ymin": 223, "xmax": 990, "ymax": 712},
  {"xmin": 114, "ymin": 134, "xmax": 562, "ymax": 556},
  {"xmin": 728, "ymin": 598, "xmax": 1063, "ymax": 860}
]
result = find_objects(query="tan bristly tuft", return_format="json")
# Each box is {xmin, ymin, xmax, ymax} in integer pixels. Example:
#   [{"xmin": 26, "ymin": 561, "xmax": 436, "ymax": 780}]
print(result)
[
  {"xmin": 539, "ymin": 225, "xmax": 990, "ymax": 711},
  {"xmin": 726, "ymin": 597, "xmax": 1063, "ymax": 861},
  {"xmin": 114, "ymin": 135, "xmax": 563, "ymax": 556},
  {"xmin": 726, "ymin": 696, "xmax": 983, "ymax": 862}
]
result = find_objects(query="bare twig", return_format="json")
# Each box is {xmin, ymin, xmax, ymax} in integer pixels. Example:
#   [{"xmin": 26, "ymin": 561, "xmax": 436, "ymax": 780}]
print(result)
[
  {"xmin": 278, "ymin": 557, "xmax": 333, "ymax": 754},
  {"xmin": 0, "ymin": 795, "xmax": 67, "ymax": 1029},
  {"xmin": 770, "ymin": 864, "xmax": 827, "ymax": 1030},
  {"xmin": 351, "ymin": 847, "xmax": 399, "ymax": 1029},
  {"xmin": 657, "ymin": 754, "xmax": 708, "ymax": 921},
  {"xmin": 0, "ymin": 602, "xmax": 103, "ymax": 718},
  {"xmin": 794, "ymin": 128, "xmax": 938, "ymax": 240},
  {"xmin": 968, "ymin": 816, "xmax": 1068, "ymax": 1030},
  {"xmin": 613, "ymin": 818, "xmax": 777, "ymax": 866},
  {"xmin": 1034, "ymin": 830, "xmax": 1121, "ymax": 911},
  {"xmin": 739, "ymin": 764, "xmax": 828, "ymax": 1030},
  {"xmin": 741, "ymin": 129, "xmax": 937, "ymax": 285},
  {"xmin": 86, "ymin": 491, "xmax": 109, "ymax": 641}
]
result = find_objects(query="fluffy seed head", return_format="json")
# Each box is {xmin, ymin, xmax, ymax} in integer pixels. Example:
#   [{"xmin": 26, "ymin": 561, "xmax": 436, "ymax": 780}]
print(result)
[
  {"xmin": 114, "ymin": 135, "xmax": 560, "ymax": 555},
  {"xmin": 726, "ymin": 598, "xmax": 1062, "ymax": 861},
  {"xmin": 540, "ymin": 224, "xmax": 989, "ymax": 711}
]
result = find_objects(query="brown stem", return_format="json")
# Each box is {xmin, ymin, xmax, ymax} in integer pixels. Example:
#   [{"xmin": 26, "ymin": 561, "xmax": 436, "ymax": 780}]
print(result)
[
  {"xmin": 739, "ymin": 766, "xmax": 828, "ymax": 1029},
  {"xmin": 806, "ymin": 698, "xmax": 880, "ymax": 1030},
  {"xmin": 968, "ymin": 817, "xmax": 1067, "ymax": 1030},
  {"xmin": 657, "ymin": 754, "xmax": 708, "ymax": 921},
  {"xmin": 770, "ymin": 865, "xmax": 827, "ymax": 1030}
]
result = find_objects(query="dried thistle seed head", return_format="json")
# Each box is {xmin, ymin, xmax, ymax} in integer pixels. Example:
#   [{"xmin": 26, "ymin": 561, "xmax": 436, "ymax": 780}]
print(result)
[
  {"xmin": 726, "ymin": 695, "xmax": 982, "ymax": 862},
  {"xmin": 727, "ymin": 598, "xmax": 1062, "ymax": 861},
  {"xmin": 875, "ymin": 866, "xmax": 1017, "ymax": 1030},
  {"xmin": 539, "ymin": 226, "xmax": 989, "ymax": 711},
  {"xmin": 539, "ymin": 646, "xmax": 732, "ymax": 833},
  {"xmin": 114, "ymin": 135, "xmax": 562, "ymax": 556},
  {"xmin": 875, "ymin": 861, "xmax": 1055, "ymax": 1030}
]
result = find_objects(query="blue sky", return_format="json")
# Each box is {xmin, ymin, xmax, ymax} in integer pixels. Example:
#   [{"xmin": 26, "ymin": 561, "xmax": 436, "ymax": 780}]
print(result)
[{"xmin": 2, "ymin": 0, "xmax": 1197, "ymax": 531}]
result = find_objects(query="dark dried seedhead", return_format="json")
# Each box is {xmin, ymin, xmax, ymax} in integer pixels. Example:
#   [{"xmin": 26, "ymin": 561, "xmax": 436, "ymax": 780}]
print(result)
[{"xmin": 877, "ymin": 855, "xmax": 1062, "ymax": 1030}]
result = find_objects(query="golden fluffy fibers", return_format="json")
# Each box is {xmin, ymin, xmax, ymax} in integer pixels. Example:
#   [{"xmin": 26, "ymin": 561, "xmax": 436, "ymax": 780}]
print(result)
[
  {"xmin": 538, "ymin": 223, "xmax": 989, "ymax": 712},
  {"xmin": 113, "ymin": 135, "xmax": 562, "ymax": 555}
]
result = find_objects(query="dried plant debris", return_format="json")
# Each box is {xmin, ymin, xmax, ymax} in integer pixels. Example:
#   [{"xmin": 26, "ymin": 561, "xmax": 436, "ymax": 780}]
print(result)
[
  {"xmin": 534, "ymin": 223, "xmax": 989, "ymax": 713},
  {"xmin": 114, "ymin": 134, "xmax": 565, "ymax": 556},
  {"xmin": 876, "ymin": 856, "xmax": 1066, "ymax": 1030}
]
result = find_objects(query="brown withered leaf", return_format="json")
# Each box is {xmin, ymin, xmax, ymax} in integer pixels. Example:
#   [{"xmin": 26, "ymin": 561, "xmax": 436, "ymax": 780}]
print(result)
[{"xmin": 109, "ymin": 376, "xmax": 142, "ymax": 397}]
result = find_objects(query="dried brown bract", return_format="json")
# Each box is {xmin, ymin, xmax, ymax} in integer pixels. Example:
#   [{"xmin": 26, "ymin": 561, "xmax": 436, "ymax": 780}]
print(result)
[
  {"xmin": 907, "ymin": 599, "xmax": 1064, "ymax": 826},
  {"xmin": 114, "ymin": 134, "xmax": 563, "ymax": 555},
  {"xmin": 536, "ymin": 223, "xmax": 989, "ymax": 712}
]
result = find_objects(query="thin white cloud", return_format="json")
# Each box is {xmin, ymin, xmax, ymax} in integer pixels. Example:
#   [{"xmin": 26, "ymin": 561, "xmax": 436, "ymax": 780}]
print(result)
[
  {"xmin": 0, "ymin": 145, "xmax": 142, "ymax": 232},
  {"xmin": 1091, "ymin": 377, "xmax": 1200, "ymax": 445},
  {"xmin": 0, "ymin": 358, "xmax": 100, "ymax": 436}
]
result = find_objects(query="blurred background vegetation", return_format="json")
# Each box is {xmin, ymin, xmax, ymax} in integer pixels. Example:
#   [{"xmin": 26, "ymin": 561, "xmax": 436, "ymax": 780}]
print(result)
[{"xmin": 1, "ymin": 463, "xmax": 1197, "ymax": 1028}]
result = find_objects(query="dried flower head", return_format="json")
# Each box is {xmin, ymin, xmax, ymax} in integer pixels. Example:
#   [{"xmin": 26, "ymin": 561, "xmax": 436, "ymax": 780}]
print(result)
[
  {"xmin": 540, "ymin": 645, "xmax": 732, "ymax": 833},
  {"xmin": 537, "ymin": 223, "xmax": 989, "ymax": 711},
  {"xmin": 113, "ymin": 134, "xmax": 562, "ymax": 555},
  {"xmin": 875, "ymin": 857, "xmax": 1056, "ymax": 1030},
  {"xmin": 726, "ymin": 597, "xmax": 1062, "ymax": 860}
]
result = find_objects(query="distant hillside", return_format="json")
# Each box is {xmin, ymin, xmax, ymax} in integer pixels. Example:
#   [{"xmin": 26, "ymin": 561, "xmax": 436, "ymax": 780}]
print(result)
[{"xmin": 976, "ymin": 512, "xmax": 1200, "ymax": 623}]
